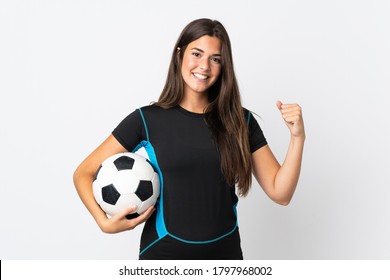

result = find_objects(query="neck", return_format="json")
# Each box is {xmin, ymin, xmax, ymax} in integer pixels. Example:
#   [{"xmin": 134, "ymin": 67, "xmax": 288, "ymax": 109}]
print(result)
[{"xmin": 179, "ymin": 92, "xmax": 209, "ymax": 114}]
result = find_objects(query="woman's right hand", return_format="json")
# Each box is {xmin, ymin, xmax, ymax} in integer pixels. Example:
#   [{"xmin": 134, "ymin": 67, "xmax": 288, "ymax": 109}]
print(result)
[{"xmin": 98, "ymin": 206, "xmax": 155, "ymax": 234}]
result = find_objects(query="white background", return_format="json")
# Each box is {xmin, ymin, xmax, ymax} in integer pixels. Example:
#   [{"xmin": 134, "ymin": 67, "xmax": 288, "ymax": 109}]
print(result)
[{"xmin": 1, "ymin": 0, "xmax": 389, "ymax": 260}]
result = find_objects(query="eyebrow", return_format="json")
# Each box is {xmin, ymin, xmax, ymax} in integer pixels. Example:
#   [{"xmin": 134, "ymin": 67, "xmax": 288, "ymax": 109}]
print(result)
[{"xmin": 191, "ymin": 47, "xmax": 221, "ymax": 56}]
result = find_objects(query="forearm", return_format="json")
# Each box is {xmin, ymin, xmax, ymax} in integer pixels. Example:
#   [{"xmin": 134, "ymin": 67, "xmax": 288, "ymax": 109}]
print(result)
[
  {"xmin": 73, "ymin": 168, "xmax": 108, "ymax": 229},
  {"xmin": 273, "ymin": 136, "xmax": 305, "ymax": 205}
]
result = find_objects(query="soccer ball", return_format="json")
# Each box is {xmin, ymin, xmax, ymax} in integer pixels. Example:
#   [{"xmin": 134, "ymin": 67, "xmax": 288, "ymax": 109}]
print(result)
[{"xmin": 93, "ymin": 152, "xmax": 160, "ymax": 219}]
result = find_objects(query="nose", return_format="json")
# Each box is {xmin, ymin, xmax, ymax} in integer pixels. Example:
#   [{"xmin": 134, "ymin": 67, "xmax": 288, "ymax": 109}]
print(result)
[{"xmin": 199, "ymin": 57, "xmax": 210, "ymax": 71}]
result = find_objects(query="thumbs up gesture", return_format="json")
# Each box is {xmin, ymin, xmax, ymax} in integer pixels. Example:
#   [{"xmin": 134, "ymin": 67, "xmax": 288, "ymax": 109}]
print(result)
[{"xmin": 276, "ymin": 101, "xmax": 305, "ymax": 140}]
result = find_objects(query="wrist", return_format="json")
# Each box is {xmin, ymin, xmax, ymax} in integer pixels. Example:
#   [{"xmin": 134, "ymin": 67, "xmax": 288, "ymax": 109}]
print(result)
[{"xmin": 291, "ymin": 134, "xmax": 306, "ymax": 143}]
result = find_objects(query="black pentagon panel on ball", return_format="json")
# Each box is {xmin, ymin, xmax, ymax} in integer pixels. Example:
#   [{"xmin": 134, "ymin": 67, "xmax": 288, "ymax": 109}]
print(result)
[
  {"xmin": 102, "ymin": 184, "xmax": 121, "ymax": 205},
  {"xmin": 126, "ymin": 213, "xmax": 140, "ymax": 220},
  {"xmin": 114, "ymin": 156, "xmax": 135, "ymax": 171},
  {"xmin": 135, "ymin": 180, "xmax": 153, "ymax": 201}
]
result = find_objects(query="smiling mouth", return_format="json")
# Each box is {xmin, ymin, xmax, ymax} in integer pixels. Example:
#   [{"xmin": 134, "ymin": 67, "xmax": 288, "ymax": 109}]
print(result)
[{"xmin": 192, "ymin": 73, "xmax": 209, "ymax": 80}]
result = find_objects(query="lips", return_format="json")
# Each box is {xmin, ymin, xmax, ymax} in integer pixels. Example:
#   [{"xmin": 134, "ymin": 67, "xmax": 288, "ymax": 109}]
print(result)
[{"xmin": 192, "ymin": 73, "xmax": 209, "ymax": 80}]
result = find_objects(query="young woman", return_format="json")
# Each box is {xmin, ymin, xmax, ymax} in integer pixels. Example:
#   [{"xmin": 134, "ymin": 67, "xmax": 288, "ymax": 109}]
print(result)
[{"xmin": 73, "ymin": 18, "xmax": 305, "ymax": 259}]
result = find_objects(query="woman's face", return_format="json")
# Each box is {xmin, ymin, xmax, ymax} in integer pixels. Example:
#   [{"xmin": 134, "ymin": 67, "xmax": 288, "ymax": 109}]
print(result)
[{"xmin": 181, "ymin": 35, "xmax": 222, "ymax": 97}]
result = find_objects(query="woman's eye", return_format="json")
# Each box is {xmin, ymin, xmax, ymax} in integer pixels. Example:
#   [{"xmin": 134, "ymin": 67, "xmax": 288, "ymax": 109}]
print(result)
[
  {"xmin": 211, "ymin": 57, "xmax": 221, "ymax": 64},
  {"xmin": 192, "ymin": 52, "xmax": 201, "ymax": 57}
]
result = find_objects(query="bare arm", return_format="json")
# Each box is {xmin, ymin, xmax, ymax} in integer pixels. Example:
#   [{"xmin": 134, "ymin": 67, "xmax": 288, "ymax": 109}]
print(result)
[
  {"xmin": 252, "ymin": 101, "xmax": 305, "ymax": 205},
  {"xmin": 73, "ymin": 134, "xmax": 155, "ymax": 233}
]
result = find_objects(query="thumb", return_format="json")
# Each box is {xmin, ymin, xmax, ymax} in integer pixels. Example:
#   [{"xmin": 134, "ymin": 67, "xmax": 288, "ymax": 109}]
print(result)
[{"xmin": 276, "ymin": 100, "xmax": 283, "ymax": 110}]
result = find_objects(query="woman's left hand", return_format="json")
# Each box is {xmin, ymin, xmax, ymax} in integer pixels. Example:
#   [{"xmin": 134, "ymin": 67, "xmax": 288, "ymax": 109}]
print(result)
[{"xmin": 276, "ymin": 101, "xmax": 305, "ymax": 139}]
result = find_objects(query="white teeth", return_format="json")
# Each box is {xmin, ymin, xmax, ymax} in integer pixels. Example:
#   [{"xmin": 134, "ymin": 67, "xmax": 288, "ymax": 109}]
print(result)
[{"xmin": 193, "ymin": 73, "xmax": 208, "ymax": 80}]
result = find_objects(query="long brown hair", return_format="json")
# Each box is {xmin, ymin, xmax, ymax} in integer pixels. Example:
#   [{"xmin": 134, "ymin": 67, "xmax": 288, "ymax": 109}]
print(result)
[{"xmin": 155, "ymin": 18, "xmax": 252, "ymax": 196}]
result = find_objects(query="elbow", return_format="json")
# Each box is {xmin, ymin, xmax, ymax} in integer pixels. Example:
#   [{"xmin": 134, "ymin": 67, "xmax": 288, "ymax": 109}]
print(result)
[
  {"xmin": 271, "ymin": 195, "xmax": 292, "ymax": 206},
  {"xmin": 277, "ymin": 199, "xmax": 291, "ymax": 206},
  {"xmin": 73, "ymin": 166, "xmax": 81, "ymax": 187},
  {"xmin": 73, "ymin": 162, "xmax": 96, "ymax": 194},
  {"xmin": 270, "ymin": 182, "xmax": 297, "ymax": 206},
  {"xmin": 73, "ymin": 163, "xmax": 88, "ymax": 189}
]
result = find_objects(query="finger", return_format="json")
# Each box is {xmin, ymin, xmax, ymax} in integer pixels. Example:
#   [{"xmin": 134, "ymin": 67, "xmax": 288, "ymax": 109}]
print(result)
[
  {"xmin": 126, "ymin": 207, "xmax": 155, "ymax": 228},
  {"xmin": 282, "ymin": 110, "xmax": 303, "ymax": 120},
  {"xmin": 141, "ymin": 206, "xmax": 155, "ymax": 220},
  {"xmin": 116, "ymin": 205, "xmax": 137, "ymax": 220},
  {"xmin": 276, "ymin": 100, "xmax": 283, "ymax": 110},
  {"xmin": 281, "ymin": 109, "xmax": 302, "ymax": 119},
  {"xmin": 127, "ymin": 206, "xmax": 155, "ymax": 222},
  {"xmin": 279, "ymin": 104, "xmax": 302, "ymax": 113},
  {"xmin": 283, "ymin": 115, "xmax": 301, "ymax": 124},
  {"xmin": 138, "ymin": 205, "xmax": 155, "ymax": 216},
  {"xmin": 280, "ymin": 108, "xmax": 303, "ymax": 120}
]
